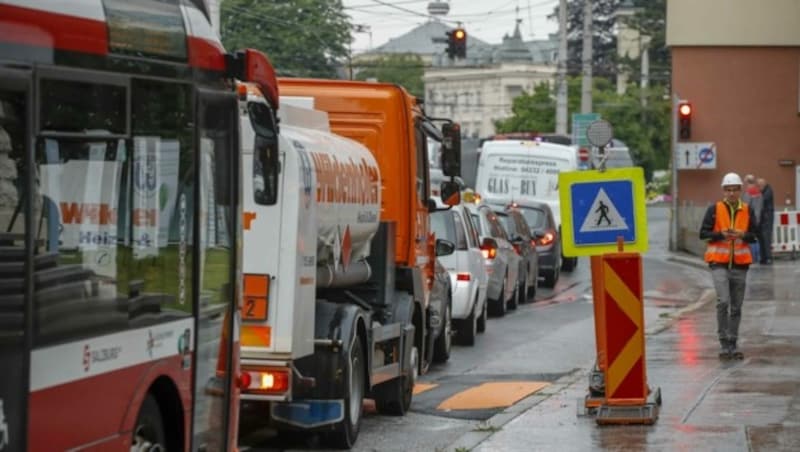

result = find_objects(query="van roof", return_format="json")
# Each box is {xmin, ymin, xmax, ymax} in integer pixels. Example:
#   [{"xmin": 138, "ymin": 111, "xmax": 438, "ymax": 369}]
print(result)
[{"xmin": 481, "ymin": 139, "xmax": 577, "ymax": 160}]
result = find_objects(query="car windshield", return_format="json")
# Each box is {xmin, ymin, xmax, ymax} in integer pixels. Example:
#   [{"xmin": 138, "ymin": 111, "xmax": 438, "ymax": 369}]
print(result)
[
  {"xmin": 519, "ymin": 207, "xmax": 547, "ymax": 229},
  {"xmin": 431, "ymin": 210, "xmax": 457, "ymax": 242}
]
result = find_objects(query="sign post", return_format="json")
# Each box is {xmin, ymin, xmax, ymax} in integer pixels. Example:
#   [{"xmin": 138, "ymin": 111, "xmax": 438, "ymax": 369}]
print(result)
[{"xmin": 561, "ymin": 121, "xmax": 660, "ymax": 424}]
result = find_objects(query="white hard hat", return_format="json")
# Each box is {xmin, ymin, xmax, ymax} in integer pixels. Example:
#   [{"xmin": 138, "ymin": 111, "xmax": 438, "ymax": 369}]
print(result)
[{"xmin": 721, "ymin": 172, "xmax": 743, "ymax": 187}]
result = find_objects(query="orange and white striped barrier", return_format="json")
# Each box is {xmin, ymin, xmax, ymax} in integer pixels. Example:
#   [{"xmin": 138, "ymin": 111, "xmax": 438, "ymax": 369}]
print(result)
[
  {"xmin": 772, "ymin": 210, "xmax": 799, "ymax": 259},
  {"xmin": 592, "ymin": 252, "xmax": 660, "ymax": 425}
]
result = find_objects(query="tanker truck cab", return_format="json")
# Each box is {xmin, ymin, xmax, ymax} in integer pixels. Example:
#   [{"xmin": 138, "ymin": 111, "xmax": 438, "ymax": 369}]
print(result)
[{"xmin": 238, "ymin": 78, "xmax": 456, "ymax": 446}]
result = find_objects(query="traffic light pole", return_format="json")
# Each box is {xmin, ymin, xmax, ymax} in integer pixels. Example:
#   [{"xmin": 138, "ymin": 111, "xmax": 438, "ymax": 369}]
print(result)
[{"xmin": 670, "ymin": 93, "xmax": 679, "ymax": 252}]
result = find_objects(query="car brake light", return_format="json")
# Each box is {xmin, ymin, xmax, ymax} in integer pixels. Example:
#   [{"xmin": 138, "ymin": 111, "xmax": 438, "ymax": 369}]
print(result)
[
  {"xmin": 457, "ymin": 272, "xmax": 471, "ymax": 281},
  {"xmin": 512, "ymin": 244, "xmax": 521, "ymax": 255},
  {"xmin": 538, "ymin": 232, "xmax": 555, "ymax": 246},
  {"xmin": 480, "ymin": 246, "xmax": 497, "ymax": 259}
]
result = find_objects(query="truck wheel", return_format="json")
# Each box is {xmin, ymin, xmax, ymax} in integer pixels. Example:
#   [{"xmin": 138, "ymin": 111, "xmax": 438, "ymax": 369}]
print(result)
[
  {"xmin": 456, "ymin": 300, "xmax": 477, "ymax": 346},
  {"xmin": 477, "ymin": 297, "xmax": 487, "ymax": 333},
  {"xmin": 433, "ymin": 300, "xmax": 452, "ymax": 363},
  {"xmin": 374, "ymin": 345, "xmax": 417, "ymax": 416},
  {"xmin": 132, "ymin": 394, "xmax": 166, "ymax": 452},
  {"xmin": 328, "ymin": 339, "xmax": 364, "ymax": 449}
]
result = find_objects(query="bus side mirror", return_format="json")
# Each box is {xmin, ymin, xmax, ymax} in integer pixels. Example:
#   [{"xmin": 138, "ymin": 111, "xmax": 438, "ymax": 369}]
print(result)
[{"xmin": 441, "ymin": 122, "xmax": 461, "ymax": 177}]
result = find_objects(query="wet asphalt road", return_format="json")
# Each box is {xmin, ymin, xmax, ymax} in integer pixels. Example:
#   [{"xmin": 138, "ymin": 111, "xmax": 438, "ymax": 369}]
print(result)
[{"xmin": 241, "ymin": 206, "xmax": 722, "ymax": 451}]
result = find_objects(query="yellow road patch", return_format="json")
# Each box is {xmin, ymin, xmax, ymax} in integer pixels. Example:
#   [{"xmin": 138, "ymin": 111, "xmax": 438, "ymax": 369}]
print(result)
[
  {"xmin": 437, "ymin": 381, "xmax": 550, "ymax": 411},
  {"xmin": 413, "ymin": 383, "xmax": 438, "ymax": 395}
]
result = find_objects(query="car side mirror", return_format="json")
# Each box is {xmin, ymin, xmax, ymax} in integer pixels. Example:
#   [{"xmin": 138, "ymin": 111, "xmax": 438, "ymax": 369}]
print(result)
[
  {"xmin": 435, "ymin": 238, "xmax": 456, "ymax": 257},
  {"xmin": 440, "ymin": 122, "xmax": 461, "ymax": 177}
]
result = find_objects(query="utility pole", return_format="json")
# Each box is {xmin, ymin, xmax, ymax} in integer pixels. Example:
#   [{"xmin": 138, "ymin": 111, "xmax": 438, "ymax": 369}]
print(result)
[
  {"xmin": 580, "ymin": 0, "xmax": 593, "ymax": 114},
  {"xmin": 555, "ymin": 0, "xmax": 568, "ymax": 135}
]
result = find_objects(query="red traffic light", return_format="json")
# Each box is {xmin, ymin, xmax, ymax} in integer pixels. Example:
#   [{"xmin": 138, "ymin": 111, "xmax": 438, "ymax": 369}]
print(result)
[{"xmin": 678, "ymin": 102, "xmax": 692, "ymax": 117}]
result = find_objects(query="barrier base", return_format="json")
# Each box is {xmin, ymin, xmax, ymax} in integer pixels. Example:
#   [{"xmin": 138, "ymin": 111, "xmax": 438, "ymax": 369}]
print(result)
[{"xmin": 596, "ymin": 387, "xmax": 661, "ymax": 425}]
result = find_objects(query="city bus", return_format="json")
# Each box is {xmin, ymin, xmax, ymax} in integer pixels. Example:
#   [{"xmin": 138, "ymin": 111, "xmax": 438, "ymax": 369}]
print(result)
[{"xmin": 0, "ymin": 1, "xmax": 277, "ymax": 450}]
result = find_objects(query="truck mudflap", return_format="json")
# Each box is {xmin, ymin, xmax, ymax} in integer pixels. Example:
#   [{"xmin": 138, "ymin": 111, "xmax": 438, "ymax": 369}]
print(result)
[{"xmin": 271, "ymin": 399, "xmax": 344, "ymax": 428}]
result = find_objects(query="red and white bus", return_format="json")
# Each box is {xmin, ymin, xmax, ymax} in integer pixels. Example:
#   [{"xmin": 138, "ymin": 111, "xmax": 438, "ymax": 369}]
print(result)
[{"xmin": 0, "ymin": 1, "xmax": 277, "ymax": 450}]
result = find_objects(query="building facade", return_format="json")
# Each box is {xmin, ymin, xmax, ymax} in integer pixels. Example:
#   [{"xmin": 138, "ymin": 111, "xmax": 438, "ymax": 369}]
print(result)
[
  {"xmin": 423, "ymin": 22, "xmax": 557, "ymax": 138},
  {"xmin": 667, "ymin": 0, "xmax": 800, "ymax": 253}
]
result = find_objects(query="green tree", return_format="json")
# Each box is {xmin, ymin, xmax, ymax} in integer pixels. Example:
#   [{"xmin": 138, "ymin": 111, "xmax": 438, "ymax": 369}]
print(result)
[
  {"xmin": 220, "ymin": 0, "xmax": 351, "ymax": 78},
  {"xmin": 494, "ymin": 83, "xmax": 555, "ymax": 133},
  {"xmin": 353, "ymin": 54, "xmax": 425, "ymax": 97},
  {"xmin": 623, "ymin": 0, "xmax": 670, "ymax": 86},
  {"xmin": 552, "ymin": 0, "xmax": 622, "ymax": 79},
  {"xmin": 493, "ymin": 78, "xmax": 671, "ymax": 178}
]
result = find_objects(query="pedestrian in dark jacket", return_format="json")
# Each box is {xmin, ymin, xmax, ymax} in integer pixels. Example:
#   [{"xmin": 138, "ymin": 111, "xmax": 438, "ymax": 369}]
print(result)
[
  {"xmin": 757, "ymin": 177, "xmax": 774, "ymax": 264},
  {"xmin": 700, "ymin": 172, "xmax": 760, "ymax": 360}
]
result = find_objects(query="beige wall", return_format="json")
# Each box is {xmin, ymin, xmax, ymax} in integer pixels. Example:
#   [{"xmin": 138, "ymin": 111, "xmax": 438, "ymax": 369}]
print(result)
[
  {"xmin": 667, "ymin": 0, "xmax": 800, "ymax": 46},
  {"xmin": 672, "ymin": 47, "xmax": 800, "ymax": 208}
]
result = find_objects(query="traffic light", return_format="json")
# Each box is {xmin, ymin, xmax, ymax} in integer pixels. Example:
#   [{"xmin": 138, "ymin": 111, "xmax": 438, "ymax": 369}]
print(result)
[
  {"xmin": 446, "ymin": 27, "xmax": 467, "ymax": 59},
  {"xmin": 678, "ymin": 101, "xmax": 692, "ymax": 140}
]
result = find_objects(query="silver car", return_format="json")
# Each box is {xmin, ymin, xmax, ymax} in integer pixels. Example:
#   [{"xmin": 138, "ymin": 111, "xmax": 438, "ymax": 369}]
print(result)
[
  {"xmin": 462, "ymin": 200, "xmax": 520, "ymax": 317},
  {"xmin": 431, "ymin": 204, "xmax": 489, "ymax": 345}
]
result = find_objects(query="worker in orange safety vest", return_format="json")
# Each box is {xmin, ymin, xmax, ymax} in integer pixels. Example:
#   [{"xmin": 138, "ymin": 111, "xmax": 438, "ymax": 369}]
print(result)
[{"xmin": 699, "ymin": 172, "xmax": 760, "ymax": 360}]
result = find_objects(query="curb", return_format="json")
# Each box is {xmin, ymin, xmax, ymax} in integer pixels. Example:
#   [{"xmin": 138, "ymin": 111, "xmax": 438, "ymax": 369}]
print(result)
[{"xmin": 444, "ymin": 368, "xmax": 585, "ymax": 451}]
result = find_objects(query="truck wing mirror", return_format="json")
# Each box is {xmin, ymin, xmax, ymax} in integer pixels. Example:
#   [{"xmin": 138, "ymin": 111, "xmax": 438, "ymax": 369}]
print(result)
[
  {"xmin": 440, "ymin": 180, "xmax": 461, "ymax": 206},
  {"xmin": 440, "ymin": 122, "xmax": 461, "ymax": 177}
]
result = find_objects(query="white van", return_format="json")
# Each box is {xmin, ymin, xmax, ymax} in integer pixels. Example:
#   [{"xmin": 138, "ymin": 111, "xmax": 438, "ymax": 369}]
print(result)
[
  {"xmin": 475, "ymin": 139, "xmax": 579, "ymax": 226},
  {"xmin": 475, "ymin": 139, "xmax": 580, "ymax": 271}
]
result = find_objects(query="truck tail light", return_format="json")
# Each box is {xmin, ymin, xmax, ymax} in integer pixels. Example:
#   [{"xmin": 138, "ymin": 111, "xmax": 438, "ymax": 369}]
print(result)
[
  {"xmin": 457, "ymin": 272, "xmax": 471, "ymax": 281},
  {"xmin": 242, "ymin": 368, "xmax": 290, "ymax": 394}
]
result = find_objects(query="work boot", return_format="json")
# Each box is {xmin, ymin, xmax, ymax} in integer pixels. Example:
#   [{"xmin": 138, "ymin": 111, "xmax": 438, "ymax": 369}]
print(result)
[
  {"xmin": 718, "ymin": 340, "xmax": 732, "ymax": 360},
  {"xmin": 729, "ymin": 340, "xmax": 743, "ymax": 360}
]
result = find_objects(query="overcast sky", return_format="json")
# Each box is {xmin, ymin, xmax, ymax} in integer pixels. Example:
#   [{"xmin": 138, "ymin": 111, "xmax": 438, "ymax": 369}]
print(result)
[{"xmin": 343, "ymin": 0, "xmax": 560, "ymax": 53}]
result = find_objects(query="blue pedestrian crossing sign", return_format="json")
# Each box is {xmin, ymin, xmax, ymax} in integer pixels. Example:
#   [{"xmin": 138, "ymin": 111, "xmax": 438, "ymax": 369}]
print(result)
[{"xmin": 559, "ymin": 167, "xmax": 648, "ymax": 256}]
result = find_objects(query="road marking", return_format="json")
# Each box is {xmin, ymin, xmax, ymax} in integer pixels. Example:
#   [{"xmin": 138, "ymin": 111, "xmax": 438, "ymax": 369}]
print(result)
[
  {"xmin": 413, "ymin": 383, "xmax": 438, "ymax": 395},
  {"xmin": 436, "ymin": 381, "xmax": 549, "ymax": 410}
]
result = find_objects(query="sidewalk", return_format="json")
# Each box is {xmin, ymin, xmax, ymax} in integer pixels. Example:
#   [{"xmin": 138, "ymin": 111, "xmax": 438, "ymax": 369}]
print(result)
[{"xmin": 450, "ymin": 255, "xmax": 800, "ymax": 452}]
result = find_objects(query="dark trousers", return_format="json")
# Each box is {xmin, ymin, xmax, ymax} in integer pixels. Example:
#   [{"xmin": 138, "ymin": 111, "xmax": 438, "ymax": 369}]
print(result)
[{"xmin": 759, "ymin": 218, "xmax": 773, "ymax": 262}]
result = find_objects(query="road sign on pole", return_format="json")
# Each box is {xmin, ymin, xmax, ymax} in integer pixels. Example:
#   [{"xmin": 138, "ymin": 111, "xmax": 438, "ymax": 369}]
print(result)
[
  {"xmin": 571, "ymin": 113, "xmax": 600, "ymax": 147},
  {"xmin": 559, "ymin": 167, "xmax": 648, "ymax": 256},
  {"xmin": 675, "ymin": 142, "xmax": 716, "ymax": 169}
]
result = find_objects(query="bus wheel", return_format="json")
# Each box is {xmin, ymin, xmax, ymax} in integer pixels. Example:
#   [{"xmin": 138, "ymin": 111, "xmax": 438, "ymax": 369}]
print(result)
[
  {"xmin": 132, "ymin": 394, "xmax": 166, "ymax": 452},
  {"xmin": 328, "ymin": 338, "xmax": 364, "ymax": 448}
]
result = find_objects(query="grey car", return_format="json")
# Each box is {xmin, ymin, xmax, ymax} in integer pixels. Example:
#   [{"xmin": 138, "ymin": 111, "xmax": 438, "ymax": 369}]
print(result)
[
  {"xmin": 491, "ymin": 205, "xmax": 539, "ymax": 304},
  {"xmin": 514, "ymin": 200, "xmax": 563, "ymax": 288}
]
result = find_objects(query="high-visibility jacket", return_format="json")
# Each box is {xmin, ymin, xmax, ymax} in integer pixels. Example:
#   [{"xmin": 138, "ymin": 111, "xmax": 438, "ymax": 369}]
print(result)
[{"xmin": 704, "ymin": 201, "xmax": 752, "ymax": 265}]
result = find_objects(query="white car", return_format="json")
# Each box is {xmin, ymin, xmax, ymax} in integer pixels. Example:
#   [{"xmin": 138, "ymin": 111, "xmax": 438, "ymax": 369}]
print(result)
[
  {"xmin": 430, "ymin": 203, "xmax": 489, "ymax": 345},
  {"xmin": 462, "ymin": 198, "xmax": 520, "ymax": 317}
]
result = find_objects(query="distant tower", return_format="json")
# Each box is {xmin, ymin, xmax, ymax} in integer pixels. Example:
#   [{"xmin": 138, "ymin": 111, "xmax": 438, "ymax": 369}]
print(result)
[{"xmin": 427, "ymin": 1, "xmax": 450, "ymax": 17}]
